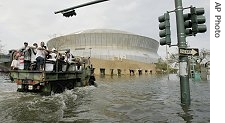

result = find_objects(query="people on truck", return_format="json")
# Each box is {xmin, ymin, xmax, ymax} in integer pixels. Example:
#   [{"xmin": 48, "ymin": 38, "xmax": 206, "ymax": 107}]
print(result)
[
  {"xmin": 64, "ymin": 49, "xmax": 74, "ymax": 71},
  {"xmin": 49, "ymin": 48, "xmax": 57, "ymax": 60},
  {"xmin": 56, "ymin": 52, "xmax": 65, "ymax": 72},
  {"xmin": 29, "ymin": 43, "xmax": 38, "ymax": 70},
  {"xmin": 10, "ymin": 51, "xmax": 20, "ymax": 70},
  {"xmin": 19, "ymin": 42, "xmax": 31, "ymax": 70},
  {"xmin": 64, "ymin": 49, "xmax": 74, "ymax": 62},
  {"xmin": 46, "ymin": 48, "xmax": 57, "ymax": 71},
  {"xmin": 35, "ymin": 42, "xmax": 48, "ymax": 71}
]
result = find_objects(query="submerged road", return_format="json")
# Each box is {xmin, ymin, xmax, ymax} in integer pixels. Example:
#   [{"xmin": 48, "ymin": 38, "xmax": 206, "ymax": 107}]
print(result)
[{"xmin": 0, "ymin": 73, "xmax": 209, "ymax": 122}]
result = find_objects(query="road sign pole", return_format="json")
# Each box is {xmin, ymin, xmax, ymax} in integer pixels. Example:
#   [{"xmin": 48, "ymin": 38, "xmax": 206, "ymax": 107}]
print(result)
[{"xmin": 175, "ymin": 0, "xmax": 190, "ymax": 106}]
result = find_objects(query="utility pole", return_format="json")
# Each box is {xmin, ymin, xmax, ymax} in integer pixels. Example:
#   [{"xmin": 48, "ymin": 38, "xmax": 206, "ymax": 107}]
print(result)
[{"xmin": 174, "ymin": 0, "xmax": 190, "ymax": 106}]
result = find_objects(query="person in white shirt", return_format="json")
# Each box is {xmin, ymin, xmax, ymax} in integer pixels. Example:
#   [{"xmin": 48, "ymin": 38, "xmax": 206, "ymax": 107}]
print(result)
[
  {"xmin": 11, "ymin": 53, "xmax": 20, "ymax": 70},
  {"xmin": 49, "ymin": 48, "xmax": 57, "ymax": 60},
  {"xmin": 64, "ymin": 49, "xmax": 73, "ymax": 62},
  {"xmin": 46, "ymin": 48, "xmax": 58, "ymax": 71},
  {"xmin": 35, "ymin": 42, "xmax": 47, "ymax": 71}
]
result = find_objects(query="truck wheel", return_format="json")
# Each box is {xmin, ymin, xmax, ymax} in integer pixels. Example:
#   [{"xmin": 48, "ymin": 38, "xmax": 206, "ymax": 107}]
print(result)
[
  {"xmin": 65, "ymin": 81, "xmax": 74, "ymax": 90},
  {"xmin": 52, "ymin": 82, "xmax": 65, "ymax": 94}
]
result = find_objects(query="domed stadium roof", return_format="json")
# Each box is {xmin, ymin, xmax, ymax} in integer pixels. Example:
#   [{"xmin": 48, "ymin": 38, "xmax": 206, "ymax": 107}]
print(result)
[
  {"xmin": 72, "ymin": 29, "xmax": 134, "ymax": 35},
  {"xmin": 48, "ymin": 28, "xmax": 159, "ymax": 64}
]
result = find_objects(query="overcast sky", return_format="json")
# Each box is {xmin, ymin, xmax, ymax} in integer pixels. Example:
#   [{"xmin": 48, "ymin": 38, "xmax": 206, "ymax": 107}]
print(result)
[{"xmin": 0, "ymin": 0, "xmax": 210, "ymax": 58}]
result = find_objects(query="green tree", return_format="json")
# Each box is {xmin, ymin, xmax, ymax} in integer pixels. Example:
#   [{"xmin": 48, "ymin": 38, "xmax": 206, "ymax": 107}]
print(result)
[{"xmin": 155, "ymin": 58, "xmax": 171, "ymax": 74}]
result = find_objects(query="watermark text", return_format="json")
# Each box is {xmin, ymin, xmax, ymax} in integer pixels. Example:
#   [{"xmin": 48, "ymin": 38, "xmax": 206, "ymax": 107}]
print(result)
[{"xmin": 215, "ymin": 2, "xmax": 222, "ymax": 38}]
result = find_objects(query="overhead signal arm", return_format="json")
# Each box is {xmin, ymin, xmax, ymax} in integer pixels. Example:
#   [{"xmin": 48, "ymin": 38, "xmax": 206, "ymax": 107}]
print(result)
[{"xmin": 54, "ymin": 0, "xmax": 109, "ymax": 17}]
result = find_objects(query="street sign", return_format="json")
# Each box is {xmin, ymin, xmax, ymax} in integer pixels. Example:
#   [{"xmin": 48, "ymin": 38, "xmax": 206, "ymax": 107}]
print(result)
[{"xmin": 179, "ymin": 48, "xmax": 199, "ymax": 56}]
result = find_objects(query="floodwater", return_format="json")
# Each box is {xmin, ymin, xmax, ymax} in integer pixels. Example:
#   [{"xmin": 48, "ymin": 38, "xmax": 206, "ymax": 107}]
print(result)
[{"xmin": 0, "ymin": 73, "xmax": 210, "ymax": 123}]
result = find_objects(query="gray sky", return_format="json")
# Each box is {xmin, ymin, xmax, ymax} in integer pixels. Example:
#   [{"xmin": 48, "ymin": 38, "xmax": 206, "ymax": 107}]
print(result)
[{"xmin": 0, "ymin": 0, "xmax": 210, "ymax": 58}]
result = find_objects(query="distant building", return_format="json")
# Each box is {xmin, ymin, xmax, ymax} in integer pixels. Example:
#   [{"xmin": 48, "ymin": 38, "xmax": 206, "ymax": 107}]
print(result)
[{"xmin": 47, "ymin": 29, "xmax": 159, "ymax": 75}]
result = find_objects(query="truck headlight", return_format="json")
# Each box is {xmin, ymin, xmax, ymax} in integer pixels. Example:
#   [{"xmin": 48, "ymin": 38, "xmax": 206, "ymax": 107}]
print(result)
[
  {"xmin": 18, "ymin": 85, "xmax": 22, "ymax": 89},
  {"xmin": 28, "ymin": 85, "xmax": 33, "ymax": 90}
]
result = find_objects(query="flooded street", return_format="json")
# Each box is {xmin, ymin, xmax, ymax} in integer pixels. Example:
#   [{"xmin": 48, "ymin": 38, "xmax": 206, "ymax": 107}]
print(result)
[{"xmin": 0, "ymin": 73, "xmax": 210, "ymax": 123}]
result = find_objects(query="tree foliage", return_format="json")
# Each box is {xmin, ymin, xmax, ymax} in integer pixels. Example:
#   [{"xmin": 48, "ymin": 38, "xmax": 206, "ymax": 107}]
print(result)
[
  {"xmin": 155, "ymin": 58, "xmax": 178, "ymax": 74},
  {"xmin": 165, "ymin": 48, "xmax": 210, "ymax": 73},
  {"xmin": 155, "ymin": 58, "xmax": 168, "ymax": 71}
]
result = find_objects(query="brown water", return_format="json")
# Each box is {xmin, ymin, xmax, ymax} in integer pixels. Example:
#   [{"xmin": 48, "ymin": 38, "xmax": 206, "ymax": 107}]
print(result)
[{"xmin": 0, "ymin": 73, "xmax": 210, "ymax": 123}]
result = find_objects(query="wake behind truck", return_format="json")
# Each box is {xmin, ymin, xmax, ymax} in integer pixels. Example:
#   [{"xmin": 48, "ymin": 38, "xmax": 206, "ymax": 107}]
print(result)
[{"xmin": 9, "ymin": 50, "xmax": 95, "ymax": 95}]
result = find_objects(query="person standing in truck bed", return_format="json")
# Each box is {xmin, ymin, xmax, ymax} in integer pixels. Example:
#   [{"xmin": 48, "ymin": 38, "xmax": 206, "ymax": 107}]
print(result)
[
  {"xmin": 19, "ymin": 42, "xmax": 31, "ymax": 70},
  {"xmin": 30, "ymin": 43, "xmax": 38, "ymax": 70},
  {"xmin": 35, "ymin": 42, "xmax": 48, "ymax": 71},
  {"xmin": 10, "ymin": 51, "xmax": 20, "ymax": 70},
  {"xmin": 64, "ymin": 49, "xmax": 74, "ymax": 71}
]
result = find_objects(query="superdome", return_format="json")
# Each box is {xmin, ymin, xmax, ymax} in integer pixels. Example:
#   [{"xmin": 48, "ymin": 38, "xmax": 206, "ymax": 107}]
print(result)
[
  {"xmin": 47, "ymin": 29, "xmax": 159, "ymax": 63},
  {"xmin": 73, "ymin": 29, "xmax": 134, "ymax": 35}
]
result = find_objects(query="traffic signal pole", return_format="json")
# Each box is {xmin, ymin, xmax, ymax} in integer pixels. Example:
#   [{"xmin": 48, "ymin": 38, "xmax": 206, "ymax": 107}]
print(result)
[
  {"xmin": 159, "ymin": 0, "xmax": 206, "ymax": 106},
  {"xmin": 174, "ymin": 0, "xmax": 190, "ymax": 106}
]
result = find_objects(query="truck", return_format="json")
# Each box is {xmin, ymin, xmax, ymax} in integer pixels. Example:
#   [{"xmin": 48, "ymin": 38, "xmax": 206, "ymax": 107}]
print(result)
[{"xmin": 9, "ymin": 50, "xmax": 95, "ymax": 95}]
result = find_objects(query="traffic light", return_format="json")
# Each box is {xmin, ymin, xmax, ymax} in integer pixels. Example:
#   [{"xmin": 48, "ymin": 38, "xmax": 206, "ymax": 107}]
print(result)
[
  {"xmin": 62, "ymin": 10, "xmax": 76, "ymax": 17},
  {"xmin": 158, "ymin": 13, "xmax": 171, "ymax": 46},
  {"xmin": 191, "ymin": 7, "xmax": 207, "ymax": 35},
  {"xmin": 183, "ymin": 6, "xmax": 207, "ymax": 36},
  {"xmin": 183, "ymin": 13, "xmax": 192, "ymax": 36}
]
